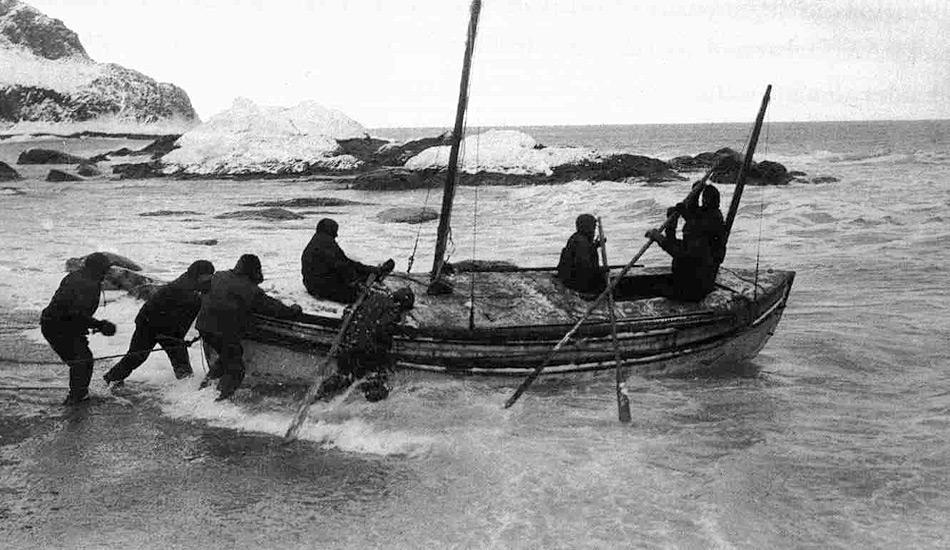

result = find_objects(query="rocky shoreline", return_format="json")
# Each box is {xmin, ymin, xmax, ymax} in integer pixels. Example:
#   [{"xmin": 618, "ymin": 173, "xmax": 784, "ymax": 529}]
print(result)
[{"xmin": 7, "ymin": 132, "xmax": 836, "ymax": 188}]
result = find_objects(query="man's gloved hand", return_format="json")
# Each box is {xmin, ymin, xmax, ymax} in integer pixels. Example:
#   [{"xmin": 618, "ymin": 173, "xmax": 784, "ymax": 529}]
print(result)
[
  {"xmin": 645, "ymin": 228, "xmax": 664, "ymax": 242},
  {"xmin": 380, "ymin": 258, "xmax": 396, "ymax": 274},
  {"xmin": 289, "ymin": 304, "xmax": 303, "ymax": 316},
  {"xmin": 95, "ymin": 319, "xmax": 117, "ymax": 336}
]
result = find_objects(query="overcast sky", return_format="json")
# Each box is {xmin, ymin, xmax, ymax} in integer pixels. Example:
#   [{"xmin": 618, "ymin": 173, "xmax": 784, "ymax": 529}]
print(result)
[{"xmin": 28, "ymin": 0, "xmax": 950, "ymax": 127}]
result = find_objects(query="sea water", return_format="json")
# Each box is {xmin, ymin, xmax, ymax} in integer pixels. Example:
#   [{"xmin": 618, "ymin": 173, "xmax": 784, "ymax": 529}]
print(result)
[{"xmin": 1, "ymin": 120, "xmax": 948, "ymax": 548}]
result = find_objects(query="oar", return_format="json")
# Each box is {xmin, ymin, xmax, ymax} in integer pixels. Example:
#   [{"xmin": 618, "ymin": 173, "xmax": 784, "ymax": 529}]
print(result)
[
  {"xmin": 282, "ymin": 265, "xmax": 386, "ymax": 443},
  {"xmin": 503, "ymin": 171, "xmax": 714, "ymax": 409},
  {"xmin": 596, "ymin": 217, "xmax": 631, "ymax": 423}
]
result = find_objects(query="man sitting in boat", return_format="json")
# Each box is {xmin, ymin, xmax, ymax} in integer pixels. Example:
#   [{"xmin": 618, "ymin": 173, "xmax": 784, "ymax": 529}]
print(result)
[
  {"xmin": 556, "ymin": 213, "xmax": 605, "ymax": 295},
  {"xmin": 197, "ymin": 254, "xmax": 302, "ymax": 401},
  {"xmin": 301, "ymin": 218, "xmax": 395, "ymax": 303},
  {"xmin": 103, "ymin": 260, "xmax": 215, "ymax": 386},
  {"xmin": 645, "ymin": 184, "xmax": 726, "ymax": 301},
  {"xmin": 316, "ymin": 287, "xmax": 415, "ymax": 402}
]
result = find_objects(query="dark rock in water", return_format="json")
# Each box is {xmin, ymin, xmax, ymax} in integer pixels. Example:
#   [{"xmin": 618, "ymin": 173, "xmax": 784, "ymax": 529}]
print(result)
[
  {"xmin": 755, "ymin": 160, "xmax": 790, "ymax": 186},
  {"xmin": 1, "ymin": 186, "xmax": 25, "ymax": 195},
  {"xmin": 214, "ymin": 208, "xmax": 304, "ymax": 221},
  {"xmin": 46, "ymin": 169, "xmax": 81, "ymax": 182},
  {"xmin": 108, "ymin": 147, "xmax": 136, "ymax": 157},
  {"xmin": 809, "ymin": 176, "xmax": 840, "ymax": 184},
  {"xmin": 182, "ymin": 239, "xmax": 218, "ymax": 246},
  {"xmin": 669, "ymin": 155, "xmax": 708, "ymax": 172},
  {"xmin": 76, "ymin": 162, "xmax": 100, "ymax": 177},
  {"xmin": 139, "ymin": 210, "xmax": 202, "ymax": 217},
  {"xmin": 376, "ymin": 206, "xmax": 439, "ymax": 224},
  {"xmin": 335, "ymin": 136, "xmax": 391, "ymax": 164},
  {"xmin": 551, "ymin": 154, "xmax": 681, "ymax": 183},
  {"xmin": 66, "ymin": 252, "xmax": 142, "ymax": 272},
  {"xmin": 138, "ymin": 135, "xmax": 180, "ymax": 158},
  {"xmin": 709, "ymin": 154, "xmax": 743, "ymax": 184},
  {"xmin": 17, "ymin": 148, "xmax": 86, "ymax": 165},
  {"xmin": 240, "ymin": 197, "xmax": 366, "ymax": 208},
  {"xmin": 371, "ymin": 133, "xmax": 453, "ymax": 167},
  {"xmin": 88, "ymin": 153, "xmax": 110, "ymax": 163},
  {"xmin": 0, "ymin": 161, "xmax": 21, "ymax": 180},
  {"xmin": 788, "ymin": 170, "xmax": 807, "ymax": 177},
  {"xmin": 113, "ymin": 161, "xmax": 163, "ymax": 179},
  {"xmin": 351, "ymin": 168, "xmax": 436, "ymax": 191},
  {"xmin": 102, "ymin": 266, "xmax": 158, "ymax": 293}
]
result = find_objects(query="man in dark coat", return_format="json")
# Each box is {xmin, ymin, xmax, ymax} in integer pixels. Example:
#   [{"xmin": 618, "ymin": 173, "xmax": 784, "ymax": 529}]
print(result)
[
  {"xmin": 557, "ymin": 213, "xmax": 604, "ymax": 294},
  {"xmin": 301, "ymin": 218, "xmax": 394, "ymax": 303},
  {"xmin": 317, "ymin": 287, "xmax": 415, "ymax": 402},
  {"xmin": 646, "ymin": 184, "xmax": 727, "ymax": 301},
  {"xmin": 40, "ymin": 252, "xmax": 117, "ymax": 405},
  {"xmin": 197, "ymin": 254, "xmax": 302, "ymax": 401},
  {"xmin": 103, "ymin": 260, "xmax": 215, "ymax": 386}
]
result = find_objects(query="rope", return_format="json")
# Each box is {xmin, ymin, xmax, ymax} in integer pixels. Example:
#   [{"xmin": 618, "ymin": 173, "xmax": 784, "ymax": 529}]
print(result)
[
  {"xmin": 468, "ymin": 130, "xmax": 481, "ymax": 330},
  {"xmin": 753, "ymin": 109, "xmax": 772, "ymax": 301},
  {"xmin": 0, "ymin": 335, "xmax": 201, "ymax": 366},
  {"xmin": 406, "ymin": 149, "xmax": 437, "ymax": 273}
]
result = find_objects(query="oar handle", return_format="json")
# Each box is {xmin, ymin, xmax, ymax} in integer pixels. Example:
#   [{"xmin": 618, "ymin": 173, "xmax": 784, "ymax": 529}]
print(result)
[
  {"xmin": 283, "ymin": 265, "xmax": 386, "ymax": 442},
  {"xmin": 503, "ymin": 170, "xmax": 714, "ymax": 409}
]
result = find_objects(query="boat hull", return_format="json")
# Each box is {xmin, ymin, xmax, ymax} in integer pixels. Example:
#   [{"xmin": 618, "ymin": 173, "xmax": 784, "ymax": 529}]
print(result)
[{"xmin": 207, "ymin": 267, "xmax": 794, "ymax": 386}]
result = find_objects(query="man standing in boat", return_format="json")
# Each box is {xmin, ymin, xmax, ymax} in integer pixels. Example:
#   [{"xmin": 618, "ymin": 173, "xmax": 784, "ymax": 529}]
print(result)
[
  {"xmin": 645, "ymin": 184, "xmax": 726, "ymax": 301},
  {"xmin": 197, "ymin": 254, "xmax": 302, "ymax": 401},
  {"xmin": 301, "ymin": 218, "xmax": 395, "ymax": 303},
  {"xmin": 103, "ymin": 260, "xmax": 215, "ymax": 386},
  {"xmin": 557, "ymin": 213, "xmax": 605, "ymax": 295},
  {"xmin": 40, "ymin": 252, "xmax": 117, "ymax": 405}
]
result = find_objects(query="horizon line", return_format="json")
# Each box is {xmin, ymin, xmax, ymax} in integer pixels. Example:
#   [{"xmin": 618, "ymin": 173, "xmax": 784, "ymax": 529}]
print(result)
[{"xmin": 369, "ymin": 117, "xmax": 950, "ymax": 130}]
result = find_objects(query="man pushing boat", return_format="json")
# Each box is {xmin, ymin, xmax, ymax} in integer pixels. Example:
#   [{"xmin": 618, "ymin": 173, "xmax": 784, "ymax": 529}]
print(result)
[{"xmin": 197, "ymin": 254, "xmax": 302, "ymax": 401}]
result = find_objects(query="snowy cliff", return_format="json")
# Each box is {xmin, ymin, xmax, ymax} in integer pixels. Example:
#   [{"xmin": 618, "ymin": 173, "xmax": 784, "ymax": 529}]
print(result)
[
  {"xmin": 161, "ymin": 99, "xmax": 367, "ymax": 176},
  {"xmin": 0, "ymin": 0, "xmax": 198, "ymax": 133}
]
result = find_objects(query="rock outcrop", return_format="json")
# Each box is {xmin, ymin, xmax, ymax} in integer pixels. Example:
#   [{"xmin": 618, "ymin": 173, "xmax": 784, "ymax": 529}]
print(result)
[
  {"xmin": 0, "ymin": 1, "xmax": 197, "ymax": 130},
  {"xmin": 17, "ymin": 148, "xmax": 85, "ymax": 164},
  {"xmin": 46, "ymin": 168, "xmax": 80, "ymax": 182},
  {"xmin": 376, "ymin": 206, "xmax": 439, "ymax": 224},
  {"xmin": 213, "ymin": 208, "xmax": 304, "ymax": 221},
  {"xmin": 0, "ymin": 159, "xmax": 20, "ymax": 180},
  {"xmin": 65, "ymin": 251, "xmax": 142, "ymax": 272}
]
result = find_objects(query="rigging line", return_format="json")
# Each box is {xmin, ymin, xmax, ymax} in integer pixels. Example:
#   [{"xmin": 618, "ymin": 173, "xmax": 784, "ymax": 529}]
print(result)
[
  {"xmin": 406, "ymin": 147, "xmax": 438, "ymax": 273},
  {"xmin": 753, "ymin": 109, "xmax": 772, "ymax": 300},
  {"xmin": 468, "ymin": 128, "xmax": 481, "ymax": 330}
]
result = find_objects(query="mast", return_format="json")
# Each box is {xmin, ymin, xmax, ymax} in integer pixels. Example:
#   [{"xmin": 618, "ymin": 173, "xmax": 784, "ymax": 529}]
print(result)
[
  {"xmin": 430, "ymin": 0, "xmax": 482, "ymax": 289},
  {"xmin": 723, "ymin": 84, "xmax": 771, "ymax": 246}
]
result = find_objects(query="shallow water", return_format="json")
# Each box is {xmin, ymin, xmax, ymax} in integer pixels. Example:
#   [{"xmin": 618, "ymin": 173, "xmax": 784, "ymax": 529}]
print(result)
[{"xmin": 1, "ymin": 122, "xmax": 949, "ymax": 548}]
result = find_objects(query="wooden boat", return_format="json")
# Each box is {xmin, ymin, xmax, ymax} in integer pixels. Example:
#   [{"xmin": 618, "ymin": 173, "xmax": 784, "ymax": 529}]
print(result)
[
  {"xmin": 219, "ymin": 0, "xmax": 794, "ymax": 389},
  {"xmin": 237, "ymin": 266, "xmax": 793, "ymax": 386}
]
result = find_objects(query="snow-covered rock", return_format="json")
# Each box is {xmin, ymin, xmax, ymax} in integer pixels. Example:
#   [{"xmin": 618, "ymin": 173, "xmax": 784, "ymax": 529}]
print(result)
[
  {"xmin": 404, "ymin": 129, "xmax": 598, "ymax": 175},
  {"xmin": 0, "ymin": 0, "xmax": 197, "ymax": 133},
  {"xmin": 162, "ymin": 98, "xmax": 367, "ymax": 176}
]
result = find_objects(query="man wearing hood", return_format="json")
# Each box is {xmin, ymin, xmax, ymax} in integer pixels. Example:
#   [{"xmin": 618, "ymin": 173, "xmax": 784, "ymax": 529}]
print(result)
[
  {"xmin": 103, "ymin": 260, "xmax": 216, "ymax": 386},
  {"xmin": 40, "ymin": 252, "xmax": 117, "ymax": 405},
  {"xmin": 646, "ymin": 184, "xmax": 726, "ymax": 301},
  {"xmin": 196, "ymin": 254, "xmax": 302, "ymax": 401},
  {"xmin": 301, "ymin": 218, "xmax": 395, "ymax": 303},
  {"xmin": 557, "ymin": 213, "xmax": 604, "ymax": 295}
]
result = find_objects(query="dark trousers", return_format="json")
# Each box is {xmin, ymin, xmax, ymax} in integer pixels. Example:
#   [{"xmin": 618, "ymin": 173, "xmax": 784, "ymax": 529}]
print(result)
[
  {"xmin": 40, "ymin": 321, "xmax": 94, "ymax": 395},
  {"xmin": 108, "ymin": 323, "xmax": 192, "ymax": 381},
  {"xmin": 200, "ymin": 331, "xmax": 245, "ymax": 394},
  {"xmin": 614, "ymin": 274, "xmax": 710, "ymax": 302},
  {"xmin": 306, "ymin": 281, "xmax": 360, "ymax": 304}
]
